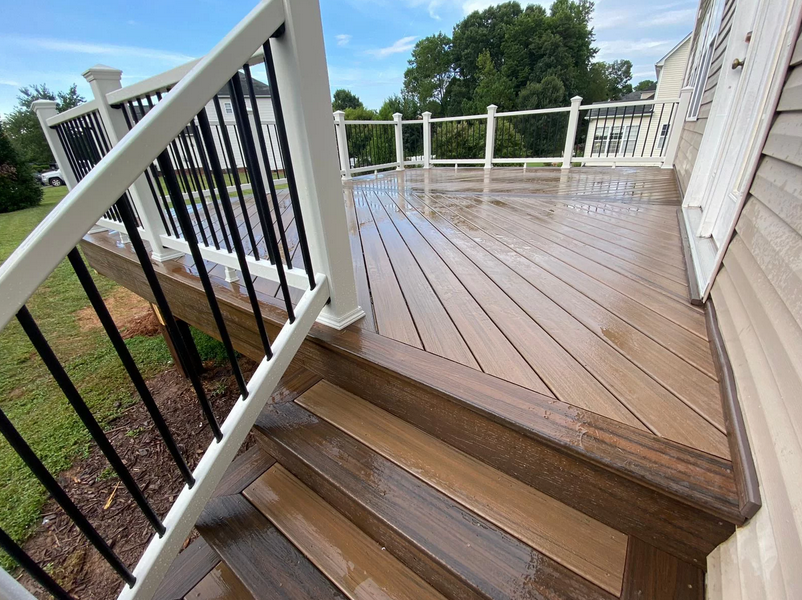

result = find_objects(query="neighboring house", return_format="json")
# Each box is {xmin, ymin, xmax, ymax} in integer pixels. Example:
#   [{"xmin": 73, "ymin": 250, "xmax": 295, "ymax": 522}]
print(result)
[
  {"xmin": 203, "ymin": 72, "xmax": 285, "ymax": 173},
  {"xmin": 583, "ymin": 33, "xmax": 691, "ymax": 164}
]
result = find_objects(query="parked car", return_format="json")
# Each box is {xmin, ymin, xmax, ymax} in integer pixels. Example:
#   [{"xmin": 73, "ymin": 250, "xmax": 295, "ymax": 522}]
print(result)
[{"xmin": 40, "ymin": 169, "xmax": 65, "ymax": 187}]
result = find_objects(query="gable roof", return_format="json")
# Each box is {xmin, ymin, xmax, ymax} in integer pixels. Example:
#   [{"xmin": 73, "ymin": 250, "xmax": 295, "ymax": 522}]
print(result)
[{"xmin": 216, "ymin": 72, "xmax": 271, "ymax": 98}]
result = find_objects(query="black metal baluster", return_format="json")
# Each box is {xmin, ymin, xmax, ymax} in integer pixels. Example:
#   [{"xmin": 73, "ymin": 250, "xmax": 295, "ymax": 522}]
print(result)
[
  {"xmin": 265, "ymin": 123, "xmax": 282, "ymax": 179},
  {"xmin": 650, "ymin": 103, "xmax": 666, "ymax": 157},
  {"xmin": 212, "ymin": 98, "xmax": 261, "ymax": 260},
  {"xmin": 197, "ymin": 110, "xmax": 274, "ymax": 359},
  {"xmin": 0, "ymin": 405, "xmax": 135, "ymax": 585},
  {"xmin": 119, "ymin": 103, "xmax": 171, "ymax": 234},
  {"xmin": 155, "ymin": 152, "xmax": 249, "ymax": 396},
  {"xmin": 114, "ymin": 195, "xmax": 222, "ymax": 440},
  {"xmin": 179, "ymin": 129, "xmax": 220, "ymax": 249},
  {"xmin": 0, "ymin": 527, "xmax": 73, "ymax": 599},
  {"xmin": 641, "ymin": 104, "xmax": 654, "ymax": 158},
  {"xmin": 243, "ymin": 63, "xmax": 292, "ymax": 265},
  {"xmin": 263, "ymin": 39, "xmax": 316, "ymax": 289},
  {"xmin": 599, "ymin": 105, "xmax": 610, "ymax": 157},
  {"xmin": 16, "ymin": 307, "xmax": 165, "ymax": 535},
  {"xmin": 190, "ymin": 120, "xmax": 232, "ymax": 253},
  {"xmin": 230, "ymin": 124, "xmax": 250, "ymax": 183},
  {"xmin": 67, "ymin": 249, "xmax": 193, "ymax": 485},
  {"xmin": 229, "ymin": 73, "xmax": 295, "ymax": 321}
]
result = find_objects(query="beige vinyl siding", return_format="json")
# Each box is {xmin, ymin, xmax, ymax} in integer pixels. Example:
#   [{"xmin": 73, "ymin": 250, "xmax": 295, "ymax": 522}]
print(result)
[
  {"xmin": 655, "ymin": 37, "xmax": 691, "ymax": 100},
  {"xmin": 706, "ymin": 29, "xmax": 802, "ymax": 599},
  {"xmin": 675, "ymin": 0, "xmax": 738, "ymax": 193}
]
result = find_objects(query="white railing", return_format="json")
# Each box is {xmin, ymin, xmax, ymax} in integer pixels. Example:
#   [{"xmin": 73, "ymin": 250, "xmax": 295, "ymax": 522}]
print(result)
[
  {"xmin": 0, "ymin": 0, "xmax": 363, "ymax": 598},
  {"xmin": 332, "ymin": 95, "xmax": 689, "ymax": 178}
]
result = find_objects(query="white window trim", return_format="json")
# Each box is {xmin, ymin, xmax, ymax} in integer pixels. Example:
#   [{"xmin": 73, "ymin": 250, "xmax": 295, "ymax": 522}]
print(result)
[
  {"xmin": 685, "ymin": 0, "xmax": 726, "ymax": 121},
  {"xmin": 224, "ymin": 101, "xmax": 233, "ymax": 114}
]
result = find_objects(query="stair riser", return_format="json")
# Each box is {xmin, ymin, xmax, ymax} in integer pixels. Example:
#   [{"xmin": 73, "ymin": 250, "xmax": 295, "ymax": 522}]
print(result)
[
  {"xmin": 298, "ymin": 343, "xmax": 734, "ymax": 567},
  {"xmin": 255, "ymin": 431, "xmax": 486, "ymax": 600}
]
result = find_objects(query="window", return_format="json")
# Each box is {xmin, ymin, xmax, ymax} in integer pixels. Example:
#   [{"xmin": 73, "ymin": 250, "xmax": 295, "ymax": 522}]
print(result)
[
  {"xmin": 657, "ymin": 123, "xmax": 671, "ymax": 150},
  {"xmin": 224, "ymin": 101, "xmax": 233, "ymax": 114},
  {"xmin": 592, "ymin": 124, "xmax": 640, "ymax": 156},
  {"xmin": 685, "ymin": 0, "xmax": 726, "ymax": 120}
]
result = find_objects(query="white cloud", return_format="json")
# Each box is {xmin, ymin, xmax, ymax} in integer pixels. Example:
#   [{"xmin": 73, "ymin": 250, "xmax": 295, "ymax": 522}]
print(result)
[
  {"xmin": 328, "ymin": 65, "xmax": 404, "ymax": 88},
  {"xmin": 640, "ymin": 8, "xmax": 695, "ymax": 27},
  {"xmin": 336, "ymin": 34, "xmax": 352, "ymax": 46},
  {"xmin": 0, "ymin": 79, "xmax": 20, "ymax": 87},
  {"xmin": 6, "ymin": 36, "xmax": 194, "ymax": 64},
  {"xmin": 366, "ymin": 36, "xmax": 417, "ymax": 58},
  {"xmin": 596, "ymin": 39, "xmax": 675, "ymax": 60}
]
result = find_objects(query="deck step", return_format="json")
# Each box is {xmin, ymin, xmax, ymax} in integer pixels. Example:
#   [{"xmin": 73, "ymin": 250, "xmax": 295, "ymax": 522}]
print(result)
[
  {"xmin": 245, "ymin": 464, "xmax": 447, "ymax": 600},
  {"xmin": 296, "ymin": 380, "xmax": 628, "ymax": 596},
  {"xmin": 196, "ymin": 494, "xmax": 346, "ymax": 599},
  {"xmin": 185, "ymin": 562, "xmax": 254, "ymax": 600},
  {"xmin": 254, "ymin": 400, "xmax": 615, "ymax": 600}
]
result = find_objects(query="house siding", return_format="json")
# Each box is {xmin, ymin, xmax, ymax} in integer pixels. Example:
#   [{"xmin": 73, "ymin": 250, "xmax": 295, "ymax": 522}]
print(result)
[
  {"xmin": 675, "ymin": 0, "xmax": 738, "ymax": 194},
  {"xmin": 706, "ymin": 28, "xmax": 802, "ymax": 599}
]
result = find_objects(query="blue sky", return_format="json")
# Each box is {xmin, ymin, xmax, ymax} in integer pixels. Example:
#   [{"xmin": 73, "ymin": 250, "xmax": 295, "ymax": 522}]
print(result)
[{"xmin": 0, "ymin": 0, "xmax": 697, "ymax": 116}]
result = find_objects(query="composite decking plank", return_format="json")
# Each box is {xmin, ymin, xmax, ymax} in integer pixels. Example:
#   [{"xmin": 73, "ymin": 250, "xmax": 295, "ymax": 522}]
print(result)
[
  {"xmin": 387, "ymin": 192, "xmax": 729, "ymax": 456},
  {"xmin": 375, "ymin": 191, "xmax": 643, "ymax": 427},
  {"xmin": 542, "ymin": 198, "xmax": 684, "ymax": 238},
  {"xmin": 353, "ymin": 195, "xmax": 423, "ymax": 348},
  {"xmin": 343, "ymin": 188, "xmax": 377, "ymax": 332},
  {"xmin": 196, "ymin": 495, "xmax": 346, "ymax": 600},
  {"xmin": 620, "ymin": 537, "xmax": 704, "ymax": 600},
  {"xmin": 455, "ymin": 193, "xmax": 690, "ymax": 284},
  {"xmin": 364, "ymin": 192, "xmax": 479, "ymax": 367},
  {"xmin": 245, "ymin": 464, "xmax": 447, "ymax": 600},
  {"xmin": 297, "ymin": 381, "xmax": 628, "ymax": 596},
  {"xmin": 185, "ymin": 562, "xmax": 253, "ymax": 600},
  {"xmin": 403, "ymin": 194, "xmax": 725, "ymax": 430},
  {"xmin": 256, "ymin": 402, "xmax": 616, "ymax": 600},
  {"xmin": 366, "ymin": 194, "xmax": 552, "ymax": 393},
  {"xmin": 418, "ymin": 193, "xmax": 716, "ymax": 375},
  {"xmin": 441, "ymin": 192, "xmax": 698, "ymax": 309}
]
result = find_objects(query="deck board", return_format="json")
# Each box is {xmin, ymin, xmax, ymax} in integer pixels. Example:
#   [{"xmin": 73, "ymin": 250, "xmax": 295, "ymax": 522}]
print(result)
[{"xmin": 104, "ymin": 166, "xmax": 728, "ymax": 459}]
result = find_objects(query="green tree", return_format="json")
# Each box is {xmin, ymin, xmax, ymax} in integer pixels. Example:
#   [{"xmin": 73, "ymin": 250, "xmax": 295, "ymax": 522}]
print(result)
[
  {"xmin": 469, "ymin": 50, "xmax": 515, "ymax": 113},
  {"xmin": 634, "ymin": 79, "xmax": 657, "ymax": 92},
  {"xmin": 582, "ymin": 60, "xmax": 633, "ymax": 102},
  {"xmin": 402, "ymin": 33, "xmax": 453, "ymax": 113},
  {"xmin": 517, "ymin": 75, "xmax": 566, "ymax": 109},
  {"xmin": 0, "ymin": 120, "xmax": 43, "ymax": 213},
  {"xmin": 3, "ymin": 84, "xmax": 85, "ymax": 167},
  {"xmin": 332, "ymin": 89, "xmax": 363, "ymax": 111}
]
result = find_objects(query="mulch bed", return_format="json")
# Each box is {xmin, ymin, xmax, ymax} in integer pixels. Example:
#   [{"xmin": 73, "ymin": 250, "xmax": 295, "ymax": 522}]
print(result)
[{"xmin": 16, "ymin": 356, "xmax": 257, "ymax": 599}]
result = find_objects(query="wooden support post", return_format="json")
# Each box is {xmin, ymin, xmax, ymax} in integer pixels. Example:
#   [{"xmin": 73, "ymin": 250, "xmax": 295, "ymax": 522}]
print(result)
[
  {"xmin": 393, "ymin": 112, "xmax": 405, "ymax": 170},
  {"xmin": 662, "ymin": 88, "xmax": 691, "ymax": 170},
  {"xmin": 422, "ymin": 111, "xmax": 432, "ymax": 169},
  {"xmin": 333, "ymin": 110, "xmax": 351, "ymax": 180},
  {"xmin": 562, "ymin": 96, "xmax": 583, "ymax": 169},
  {"xmin": 484, "ymin": 104, "xmax": 497, "ymax": 170}
]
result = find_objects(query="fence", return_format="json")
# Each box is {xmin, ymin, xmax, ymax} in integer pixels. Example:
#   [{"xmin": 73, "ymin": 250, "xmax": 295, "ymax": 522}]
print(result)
[
  {"xmin": 332, "ymin": 95, "xmax": 690, "ymax": 178},
  {"xmin": 0, "ymin": 0, "xmax": 363, "ymax": 598}
]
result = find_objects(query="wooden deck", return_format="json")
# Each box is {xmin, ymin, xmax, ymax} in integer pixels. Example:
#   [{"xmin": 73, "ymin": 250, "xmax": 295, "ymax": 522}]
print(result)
[{"xmin": 341, "ymin": 168, "xmax": 725, "ymax": 458}]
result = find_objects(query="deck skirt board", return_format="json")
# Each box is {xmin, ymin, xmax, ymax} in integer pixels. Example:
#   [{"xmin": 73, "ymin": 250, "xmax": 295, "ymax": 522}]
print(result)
[{"xmin": 296, "ymin": 380, "xmax": 628, "ymax": 596}]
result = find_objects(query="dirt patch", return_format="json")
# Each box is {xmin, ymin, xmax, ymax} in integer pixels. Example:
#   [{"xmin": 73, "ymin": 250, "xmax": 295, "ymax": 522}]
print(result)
[
  {"xmin": 17, "ymin": 357, "xmax": 257, "ymax": 600},
  {"xmin": 75, "ymin": 288, "xmax": 160, "ymax": 339}
]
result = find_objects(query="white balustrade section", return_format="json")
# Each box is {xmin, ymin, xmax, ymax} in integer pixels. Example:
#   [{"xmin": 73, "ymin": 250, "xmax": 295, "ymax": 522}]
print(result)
[{"xmin": 331, "ymin": 96, "xmax": 683, "ymax": 176}]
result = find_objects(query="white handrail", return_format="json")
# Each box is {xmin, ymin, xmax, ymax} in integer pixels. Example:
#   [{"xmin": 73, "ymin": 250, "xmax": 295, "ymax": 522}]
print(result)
[
  {"xmin": 579, "ymin": 98, "xmax": 680, "ymax": 110},
  {"xmin": 45, "ymin": 99, "xmax": 99, "ymax": 126},
  {"xmin": 0, "ymin": 0, "xmax": 285, "ymax": 332}
]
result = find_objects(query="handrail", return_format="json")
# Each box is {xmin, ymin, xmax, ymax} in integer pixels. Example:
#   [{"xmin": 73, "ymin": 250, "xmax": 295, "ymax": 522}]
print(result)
[
  {"xmin": 0, "ymin": 0, "xmax": 285, "ymax": 332},
  {"xmin": 579, "ymin": 97, "xmax": 680, "ymax": 110},
  {"xmin": 106, "ymin": 49, "xmax": 268, "ymax": 106},
  {"xmin": 429, "ymin": 113, "xmax": 488, "ymax": 122},
  {"xmin": 45, "ymin": 99, "xmax": 99, "ymax": 127},
  {"xmin": 496, "ymin": 106, "xmax": 571, "ymax": 117}
]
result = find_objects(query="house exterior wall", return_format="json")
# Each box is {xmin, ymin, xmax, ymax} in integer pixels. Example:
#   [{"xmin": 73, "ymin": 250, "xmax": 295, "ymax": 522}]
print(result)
[
  {"xmin": 705, "ymin": 28, "xmax": 802, "ymax": 599},
  {"xmin": 582, "ymin": 38, "xmax": 689, "ymax": 164},
  {"xmin": 675, "ymin": 0, "xmax": 738, "ymax": 193}
]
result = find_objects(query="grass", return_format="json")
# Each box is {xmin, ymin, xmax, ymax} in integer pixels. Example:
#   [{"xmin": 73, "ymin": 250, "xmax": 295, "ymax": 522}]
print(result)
[{"xmin": 0, "ymin": 186, "xmax": 227, "ymax": 570}]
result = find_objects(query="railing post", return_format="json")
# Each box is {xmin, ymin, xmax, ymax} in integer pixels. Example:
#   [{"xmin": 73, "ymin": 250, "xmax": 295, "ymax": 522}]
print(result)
[
  {"xmin": 83, "ymin": 65, "xmax": 182, "ymax": 262},
  {"xmin": 333, "ymin": 110, "xmax": 351, "ymax": 180},
  {"xmin": 31, "ymin": 100, "xmax": 108, "ymax": 234},
  {"xmin": 422, "ymin": 111, "xmax": 432, "ymax": 169},
  {"xmin": 393, "ymin": 112, "xmax": 405, "ymax": 170},
  {"xmin": 662, "ymin": 87, "xmax": 692, "ymax": 170},
  {"xmin": 270, "ymin": 0, "xmax": 364, "ymax": 329},
  {"xmin": 484, "ymin": 104, "xmax": 497, "ymax": 170},
  {"xmin": 562, "ymin": 96, "xmax": 583, "ymax": 169}
]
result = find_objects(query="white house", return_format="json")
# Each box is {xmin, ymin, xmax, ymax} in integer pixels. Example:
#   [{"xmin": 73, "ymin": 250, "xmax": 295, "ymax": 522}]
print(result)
[{"xmin": 583, "ymin": 33, "xmax": 691, "ymax": 165}]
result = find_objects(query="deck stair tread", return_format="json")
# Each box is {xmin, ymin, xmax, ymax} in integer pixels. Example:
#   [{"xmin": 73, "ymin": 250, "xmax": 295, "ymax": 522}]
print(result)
[
  {"xmin": 295, "ymin": 380, "xmax": 628, "ymax": 596},
  {"xmin": 195, "ymin": 494, "xmax": 346, "ymax": 599},
  {"xmin": 254, "ymin": 399, "xmax": 616, "ymax": 600},
  {"xmin": 245, "ymin": 463, "xmax": 447, "ymax": 600},
  {"xmin": 185, "ymin": 562, "xmax": 254, "ymax": 600}
]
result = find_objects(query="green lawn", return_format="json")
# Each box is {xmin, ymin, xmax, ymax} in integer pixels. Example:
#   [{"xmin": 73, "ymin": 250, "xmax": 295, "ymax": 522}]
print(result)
[{"xmin": 0, "ymin": 188, "xmax": 175, "ymax": 569}]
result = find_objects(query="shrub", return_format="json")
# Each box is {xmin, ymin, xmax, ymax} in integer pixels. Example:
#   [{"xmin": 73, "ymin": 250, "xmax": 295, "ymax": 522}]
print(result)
[{"xmin": 0, "ymin": 122, "xmax": 42, "ymax": 213}]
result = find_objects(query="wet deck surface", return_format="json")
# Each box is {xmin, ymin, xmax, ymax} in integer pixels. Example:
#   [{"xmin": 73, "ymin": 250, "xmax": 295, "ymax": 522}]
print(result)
[{"xmin": 340, "ymin": 168, "xmax": 725, "ymax": 458}]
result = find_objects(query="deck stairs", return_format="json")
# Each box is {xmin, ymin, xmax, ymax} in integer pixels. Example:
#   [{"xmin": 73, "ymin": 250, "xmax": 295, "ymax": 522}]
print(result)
[{"xmin": 155, "ymin": 365, "xmax": 714, "ymax": 600}]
